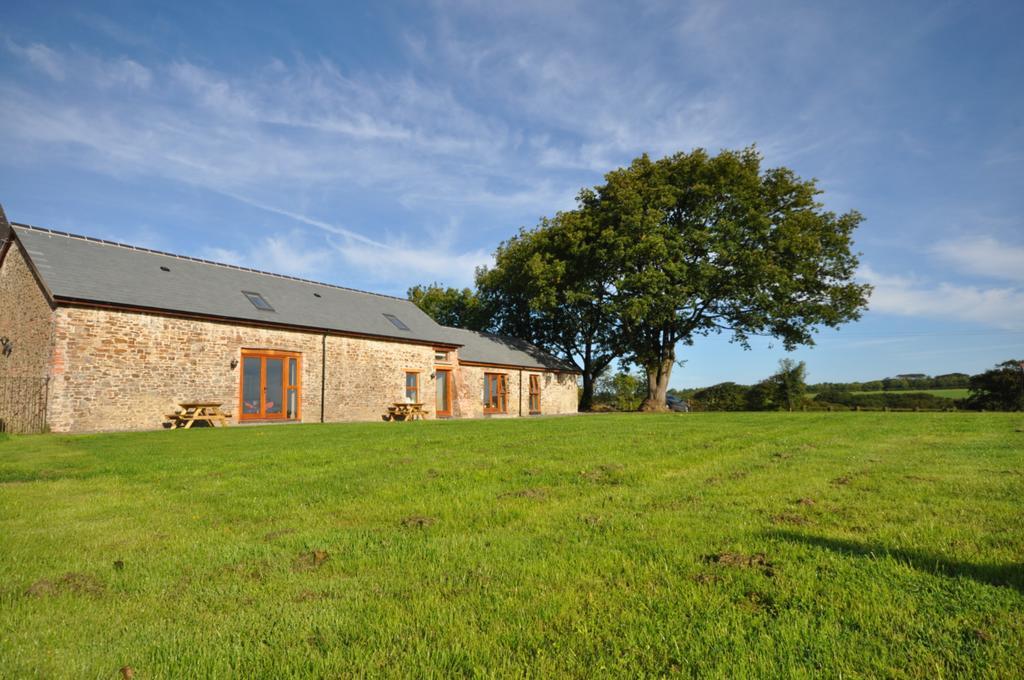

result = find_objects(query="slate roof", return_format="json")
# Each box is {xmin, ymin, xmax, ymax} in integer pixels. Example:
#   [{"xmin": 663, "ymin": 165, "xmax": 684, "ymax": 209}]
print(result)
[
  {"xmin": 5, "ymin": 220, "xmax": 577, "ymax": 372},
  {"xmin": 437, "ymin": 326, "xmax": 577, "ymax": 372},
  {"xmin": 10, "ymin": 222, "xmax": 454, "ymax": 345}
]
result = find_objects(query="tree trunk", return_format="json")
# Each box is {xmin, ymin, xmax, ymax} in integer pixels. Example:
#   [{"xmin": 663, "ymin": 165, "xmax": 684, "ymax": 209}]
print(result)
[
  {"xmin": 640, "ymin": 354, "xmax": 674, "ymax": 411},
  {"xmin": 578, "ymin": 371, "xmax": 595, "ymax": 411}
]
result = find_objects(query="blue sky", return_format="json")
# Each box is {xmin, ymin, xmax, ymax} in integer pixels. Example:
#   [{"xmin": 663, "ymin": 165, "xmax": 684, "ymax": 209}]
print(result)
[{"xmin": 1, "ymin": 1, "xmax": 1022, "ymax": 387}]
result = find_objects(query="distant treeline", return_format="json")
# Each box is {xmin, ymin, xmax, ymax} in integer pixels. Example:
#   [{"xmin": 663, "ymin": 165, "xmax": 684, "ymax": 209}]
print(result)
[
  {"xmin": 806, "ymin": 373, "xmax": 969, "ymax": 393},
  {"xmin": 673, "ymin": 382, "xmax": 960, "ymax": 412},
  {"xmin": 669, "ymin": 361, "xmax": 1022, "ymax": 412}
]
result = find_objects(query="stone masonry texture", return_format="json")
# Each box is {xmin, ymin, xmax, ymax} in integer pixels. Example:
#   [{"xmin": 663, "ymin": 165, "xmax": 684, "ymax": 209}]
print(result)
[
  {"xmin": 0, "ymin": 243, "xmax": 56, "ymax": 432},
  {"xmin": 39, "ymin": 305, "xmax": 579, "ymax": 433},
  {"xmin": 1, "ymin": 237, "xmax": 579, "ymax": 433}
]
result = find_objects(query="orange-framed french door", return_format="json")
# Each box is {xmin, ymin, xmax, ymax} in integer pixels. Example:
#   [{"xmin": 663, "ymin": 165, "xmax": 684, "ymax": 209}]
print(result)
[
  {"xmin": 484, "ymin": 373, "xmax": 508, "ymax": 414},
  {"xmin": 435, "ymin": 368, "xmax": 452, "ymax": 417},
  {"xmin": 240, "ymin": 350, "xmax": 301, "ymax": 421},
  {"xmin": 528, "ymin": 374, "xmax": 541, "ymax": 414}
]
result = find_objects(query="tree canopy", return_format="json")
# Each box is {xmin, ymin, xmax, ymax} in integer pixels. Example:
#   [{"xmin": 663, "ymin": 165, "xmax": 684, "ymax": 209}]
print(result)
[
  {"xmin": 407, "ymin": 283, "xmax": 492, "ymax": 332},
  {"xmin": 581, "ymin": 148, "xmax": 870, "ymax": 409},
  {"xmin": 964, "ymin": 360, "xmax": 1024, "ymax": 411},
  {"xmin": 409, "ymin": 146, "xmax": 870, "ymax": 412},
  {"xmin": 476, "ymin": 211, "xmax": 621, "ymax": 410}
]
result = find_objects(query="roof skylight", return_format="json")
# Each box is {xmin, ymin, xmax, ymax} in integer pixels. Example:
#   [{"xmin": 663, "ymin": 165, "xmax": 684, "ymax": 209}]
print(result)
[
  {"xmin": 243, "ymin": 291, "xmax": 275, "ymax": 312},
  {"xmin": 383, "ymin": 313, "xmax": 410, "ymax": 331}
]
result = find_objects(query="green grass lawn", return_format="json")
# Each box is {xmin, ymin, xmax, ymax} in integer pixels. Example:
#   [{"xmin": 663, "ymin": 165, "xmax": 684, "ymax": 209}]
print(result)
[{"xmin": 1, "ymin": 414, "xmax": 1022, "ymax": 678}]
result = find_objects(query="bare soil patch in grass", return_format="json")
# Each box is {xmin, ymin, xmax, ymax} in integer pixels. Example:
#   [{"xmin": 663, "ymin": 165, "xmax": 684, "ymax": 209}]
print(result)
[
  {"xmin": 580, "ymin": 464, "xmax": 624, "ymax": 485},
  {"xmin": 293, "ymin": 550, "xmax": 330, "ymax": 571},
  {"xmin": 742, "ymin": 590, "xmax": 779, "ymax": 615},
  {"xmin": 293, "ymin": 589, "xmax": 332, "ymax": 603},
  {"xmin": 26, "ymin": 572, "xmax": 105, "ymax": 597},
  {"xmin": 692, "ymin": 572, "xmax": 721, "ymax": 585},
  {"xmin": 264, "ymin": 528, "xmax": 296, "ymax": 541},
  {"xmin": 498, "ymin": 488, "xmax": 547, "ymax": 500},
  {"xmin": 970, "ymin": 628, "xmax": 994, "ymax": 643},
  {"xmin": 400, "ymin": 515, "xmax": 436, "ymax": 528},
  {"xmin": 703, "ymin": 552, "xmax": 775, "ymax": 576},
  {"xmin": 773, "ymin": 513, "xmax": 811, "ymax": 526}
]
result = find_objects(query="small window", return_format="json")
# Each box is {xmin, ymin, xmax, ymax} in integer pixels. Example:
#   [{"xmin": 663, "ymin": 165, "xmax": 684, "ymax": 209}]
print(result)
[
  {"xmin": 243, "ymin": 291, "xmax": 274, "ymax": 312},
  {"xmin": 383, "ymin": 313, "xmax": 410, "ymax": 331},
  {"xmin": 405, "ymin": 372, "xmax": 419, "ymax": 402},
  {"xmin": 435, "ymin": 350, "xmax": 450, "ymax": 362}
]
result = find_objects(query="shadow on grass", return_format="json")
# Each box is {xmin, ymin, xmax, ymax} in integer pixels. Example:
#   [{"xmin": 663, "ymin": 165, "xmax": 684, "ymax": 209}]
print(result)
[{"xmin": 771, "ymin": 530, "xmax": 1024, "ymax": 593}]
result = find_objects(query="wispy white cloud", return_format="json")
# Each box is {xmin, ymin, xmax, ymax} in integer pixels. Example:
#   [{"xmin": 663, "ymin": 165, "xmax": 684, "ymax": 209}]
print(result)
[
  {"xmin": 931, "ymin": 235, "xmax": 1024, "ymax": 283},
  {"xmin": 0, "ymin": 4, "xmax": 1010, "ymax": 305},
  {"xmin": 199, "ymin": 226, "xmax": 488, "ymax": 288},
  {"xmin": 71, "ymin": 11, "xmax": 155, "ymax": 48},
  {"xmin": 861, "ymin": 265, "xmax": 1024, "ymax": 330},
  {"xmin": 4, "ymin": 38, "xmax": 150, "ymax": 89},
  {"xmin": 200, "ymin": 230, "xmax": 332, "ymax": 278},
  {"xmin": 4, "ymin": 39, "xmax": 65, "ymax": 80},
  {"xmin": 328, "ymin": 237, "xmax": 490, "ymax": 289},
  {"xmin": 0, "ymin": 44, "xmax": 561, "ymax": 210}
]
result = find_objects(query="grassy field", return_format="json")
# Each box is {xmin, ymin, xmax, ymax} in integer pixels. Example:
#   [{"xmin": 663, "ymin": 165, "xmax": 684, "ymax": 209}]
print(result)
[
  {"xmin": 804, "ymin": 388, "xmax": 971, "ymax": 400},
  {"xmin": 851, "ymin": 388, "xmax": 971, "ymax": 400},
  {"xmin": 1, "ymin": 414, "xmax": 1022, "ymax": 678}
]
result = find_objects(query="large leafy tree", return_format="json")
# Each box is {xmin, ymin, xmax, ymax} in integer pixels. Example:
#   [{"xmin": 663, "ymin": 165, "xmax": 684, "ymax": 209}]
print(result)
[
  {"xmin": 583, "ymin": 148, "xmax": 870, "ymax": 410},
  {"xmin": 407, "ymin": 283, "xmax": 492, "ymax": 331},
  {"xmin": 964, "ymin": 360, "xmax": 1024, "ymax": 411},
  {"xmin": 476, "ymin": 210, "xmax": 620, "ymax": 411}
]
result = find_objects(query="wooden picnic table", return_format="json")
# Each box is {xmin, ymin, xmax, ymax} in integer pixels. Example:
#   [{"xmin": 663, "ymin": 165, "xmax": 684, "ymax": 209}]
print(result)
[
  {"xmin": 384, "ymin": 402, "xmax": 427, "ymax": 422},
  {"xmin": 167, "ymin": 402, "xmax": 231, "ymax": 429}
]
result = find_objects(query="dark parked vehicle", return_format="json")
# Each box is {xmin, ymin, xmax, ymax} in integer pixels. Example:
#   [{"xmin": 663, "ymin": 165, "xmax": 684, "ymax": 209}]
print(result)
[{"xmin": 666, "ymin": 395, "xmax": 689, "ymax": 412}]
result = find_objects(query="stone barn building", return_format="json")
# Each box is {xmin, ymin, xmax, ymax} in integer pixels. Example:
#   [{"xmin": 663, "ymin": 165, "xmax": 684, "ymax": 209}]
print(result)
[{"xmin": 0, "ymin": 211, "xmax": 579, "ymax": 433}]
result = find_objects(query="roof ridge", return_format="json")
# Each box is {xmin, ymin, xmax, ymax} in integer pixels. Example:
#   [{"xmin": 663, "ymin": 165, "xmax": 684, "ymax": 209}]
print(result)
[{"xmin": 11, "ymin": 221, "xmax": 408, "ymax": 302}]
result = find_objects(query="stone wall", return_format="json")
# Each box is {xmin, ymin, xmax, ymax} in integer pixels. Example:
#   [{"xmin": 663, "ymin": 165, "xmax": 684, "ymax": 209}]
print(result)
[
  {"xmin": 321, "ymin": 335, "xmax": 441, "ymax": 422},
  {"xmin": 0, "ymin": 242, "xmax": 54, "ymax": 379},
  {"xmin": 0, "ymin": 242, "xmax": 56, "ymax": 432},
  {"xmin": 538, "ymin": 370, "xmax": 580, "ymax": 415},
  {"xmin": 43, "ymin": 303, "xmax": 578, "ymax": 433},
  {"xmin": 48, "ymin": 307, "xmax": 325, "ymax": 433},
  {"xmin": 456, "ymin": 365, "xmax": 578, "ymax": 418}
]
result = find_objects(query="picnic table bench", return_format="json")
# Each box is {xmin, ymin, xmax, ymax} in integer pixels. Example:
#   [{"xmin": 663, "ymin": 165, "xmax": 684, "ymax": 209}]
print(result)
[
  {"xmin": 383, "ymin": 402, "xmax": 427, "ymax": 422},
  {"xmin": 166, "ymin": 402, "xmax": 231, "ymax": 429}
]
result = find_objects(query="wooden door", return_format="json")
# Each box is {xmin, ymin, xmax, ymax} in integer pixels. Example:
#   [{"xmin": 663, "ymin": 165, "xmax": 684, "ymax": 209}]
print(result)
[
  {"xmin": 435, "ymin": 368, "xmax": 452, "ymax": 417},
  {"xmin": 484, "ymin": 373, "xmax": 508, "ymax": 413},
  {"xmin": 528, "ymin": 374, "xmax": 541, "ymax": 414}
]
